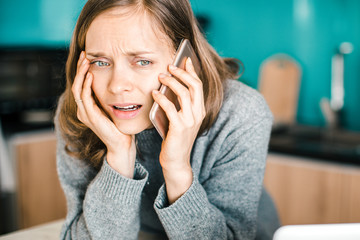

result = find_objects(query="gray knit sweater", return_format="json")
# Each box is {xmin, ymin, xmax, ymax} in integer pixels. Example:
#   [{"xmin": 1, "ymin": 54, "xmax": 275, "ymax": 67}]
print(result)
[{"xmin": 56, "ymin": 79, "xmax": 274, "ymax": 240}]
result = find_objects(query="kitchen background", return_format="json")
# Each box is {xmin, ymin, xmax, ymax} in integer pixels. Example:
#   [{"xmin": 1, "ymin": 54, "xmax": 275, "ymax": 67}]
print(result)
[
  {"xmin": 0, "ymin": 0, "xmax": 359, "ymax": 236},
  {"xmin": 1, "ymin": 0, "xmax": 359, "ymax": 130}
]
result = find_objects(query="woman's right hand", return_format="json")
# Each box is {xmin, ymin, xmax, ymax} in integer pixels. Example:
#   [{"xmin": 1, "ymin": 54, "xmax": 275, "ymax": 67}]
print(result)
[{"xmin": 72, "ymin": 51, "xmax": 136, "ymax": 178}]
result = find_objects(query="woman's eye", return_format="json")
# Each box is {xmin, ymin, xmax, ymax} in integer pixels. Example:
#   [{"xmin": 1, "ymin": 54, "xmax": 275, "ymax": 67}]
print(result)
[
  {"xmin": 91, "ymin": 61, "xmax": 110, "ymax": 67},
  {"xmin": 136, "ymin": 60, "xmax": 151, "ymax": 67}
]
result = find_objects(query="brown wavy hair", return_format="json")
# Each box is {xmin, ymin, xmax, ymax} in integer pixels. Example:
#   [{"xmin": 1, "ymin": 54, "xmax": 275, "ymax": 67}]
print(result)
[{"xmin": 58, "ymin": 0, "xmax": 241, "ymax": 168}]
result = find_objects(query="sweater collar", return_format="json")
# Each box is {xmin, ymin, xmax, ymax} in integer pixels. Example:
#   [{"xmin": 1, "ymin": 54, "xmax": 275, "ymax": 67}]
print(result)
[{"xmin": 135, "ymin": 127, "xmax": 163, "ymax": 153}]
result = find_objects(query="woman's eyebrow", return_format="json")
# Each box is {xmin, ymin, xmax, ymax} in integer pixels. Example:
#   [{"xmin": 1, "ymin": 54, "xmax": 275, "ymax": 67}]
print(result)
[
  {"xmin": 86, "ymin": 52, "xmax": 107, "ymax": 58},
  {"xmin": 86, "ymin": 50, "xmax": 156, "ymax": 58},
  {"xmin": 124, "ymin": 50, "xmax": 155, "ymax": 56}
]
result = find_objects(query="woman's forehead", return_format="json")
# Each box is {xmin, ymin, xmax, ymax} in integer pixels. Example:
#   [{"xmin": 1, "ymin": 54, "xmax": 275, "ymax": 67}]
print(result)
[{"xmin": 86, "ymin": 6, "xmax": 173, "ymax": 52}]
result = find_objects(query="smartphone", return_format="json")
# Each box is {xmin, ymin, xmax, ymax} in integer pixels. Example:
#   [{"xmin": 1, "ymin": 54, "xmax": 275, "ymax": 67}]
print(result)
[{"xmin": 149, "ymin": 39, "xmax": 201, "ymax": 139}]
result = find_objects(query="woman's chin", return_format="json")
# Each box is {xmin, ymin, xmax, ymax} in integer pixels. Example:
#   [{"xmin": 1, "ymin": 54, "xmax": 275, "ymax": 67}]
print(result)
[{"xmin": 114, "ymin": 121, "xmax": 153, "ymax": 135}]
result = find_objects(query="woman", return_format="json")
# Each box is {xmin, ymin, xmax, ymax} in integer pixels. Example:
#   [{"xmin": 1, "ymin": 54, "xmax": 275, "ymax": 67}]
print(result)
[{"xmin": 56, "ymin": 0, "xmax": 280, "ymax": 239}]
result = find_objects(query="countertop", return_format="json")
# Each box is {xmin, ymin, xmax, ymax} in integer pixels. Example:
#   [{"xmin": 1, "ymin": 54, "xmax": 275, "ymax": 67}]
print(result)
[
  {"xmin": 269, "ymin": 124, "xmax": 360, "ymax": 166},
  {"xmin": 2, "ymin": 118, "xmax": 360, "ymax": 167}
]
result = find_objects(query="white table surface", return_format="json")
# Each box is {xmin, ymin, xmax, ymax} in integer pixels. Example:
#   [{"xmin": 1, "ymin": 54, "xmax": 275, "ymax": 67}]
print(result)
[
  {"xmin": 0, "ymin": 219, "xmax": 63, "ymax": 240},
  {"xmin": 0, "ymin": 219, "xmax": 165, "ymax": 240}
]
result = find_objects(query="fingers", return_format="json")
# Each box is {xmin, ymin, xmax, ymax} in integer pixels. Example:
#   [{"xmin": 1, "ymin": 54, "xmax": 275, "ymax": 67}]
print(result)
[
  {"xmin": 72, "ymin": 51, "xmax": 90, "ymax": 103},
  {"xmin": 158, "ymin": 73, "xmax": 192, "ymax": 115},
  {"xmin": 184, "ymin": 57, "xmax": 206, "ymax": 119},
  {"xmin": 71, "ymin": 51, "xmax": 97, "ymax": 126},
  {"xmin": 152, "ymin": 58, "xmax": 206, "ymax": 136},
  {"xmin": 77, "ymin": 72, "xmax": 93, "ymax": 123},
  {"xmin": 152, "ymin": 90, "xmax": 182, "ymax": 127},
  {"xmin": 76, "ymin": 51, "xmax": 85, "ymax": 74},
  {"xmin": 81, "ymin": 72, "xmax": 94, "ymax": 106},
  {"xmin": 184, "ymin": 57, "xmax": 199, "ymax": 79},
  {"xmin": 71, "ymin": 52, "xmax": 108, "ymax": 127},
  {"xmin": 169, "ymin": 58, "xmax": 202, "ymax": 93},
  {"xmin": 166, "ymin": 58, "xmax": 206, "ymax": 119}
]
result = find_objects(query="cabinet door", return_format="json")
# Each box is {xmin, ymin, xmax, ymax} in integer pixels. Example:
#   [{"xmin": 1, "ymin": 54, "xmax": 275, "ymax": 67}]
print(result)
[
  {"xmin": 14, "ymin": 132, "xmax": 66, "ymax": 228},
  {"xmin": 264, "ymin": 153, "xmax": 360, "ymax": 225}
]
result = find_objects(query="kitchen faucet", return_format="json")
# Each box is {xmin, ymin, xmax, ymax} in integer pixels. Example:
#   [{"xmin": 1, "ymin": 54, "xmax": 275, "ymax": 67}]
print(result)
[{"xmin": 321, "ymin": 42, "xmax": 353, "ymax": 130}]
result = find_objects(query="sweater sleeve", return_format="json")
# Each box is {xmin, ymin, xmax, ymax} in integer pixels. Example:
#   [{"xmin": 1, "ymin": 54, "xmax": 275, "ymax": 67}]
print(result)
[
  {"xmin": 56, "ymin": 128, "xmax": 149, "ymax": 239},
  {"xmin": 154, "ymin": 113, "xmax": 273, "ymax": 239}
]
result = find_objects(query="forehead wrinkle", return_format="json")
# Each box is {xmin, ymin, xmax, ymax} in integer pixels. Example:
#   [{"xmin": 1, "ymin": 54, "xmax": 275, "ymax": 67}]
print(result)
[
  {"xmin": 111, "ymin": 7, "xmax": 174, "ymax": 57},
  {"xmin": 86, "ymin": 6, "xmax": 174, "ymax": 59}
]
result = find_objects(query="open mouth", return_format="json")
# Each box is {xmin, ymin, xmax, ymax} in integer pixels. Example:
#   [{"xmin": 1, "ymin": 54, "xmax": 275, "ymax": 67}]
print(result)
[{"xmin": 113, "ymin": 105, "xmax": 142, "ymax": 111}]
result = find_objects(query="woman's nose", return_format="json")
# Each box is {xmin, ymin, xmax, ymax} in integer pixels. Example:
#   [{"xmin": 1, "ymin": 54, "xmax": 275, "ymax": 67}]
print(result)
[{"xmin": 107, "ymin": 66, "xmax": 134, "ymax": 94}]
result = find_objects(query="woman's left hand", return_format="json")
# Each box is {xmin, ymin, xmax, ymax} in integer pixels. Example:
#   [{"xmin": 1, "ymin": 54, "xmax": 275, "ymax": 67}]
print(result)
[{"xmin": 152, "ymin": 57, "xmax": 206, "ymax": 204}]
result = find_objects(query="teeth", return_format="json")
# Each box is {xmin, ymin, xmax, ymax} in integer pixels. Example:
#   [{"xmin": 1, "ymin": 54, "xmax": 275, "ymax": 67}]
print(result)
[{"xmin": 114, "ymin": 105, "xmax": 140, "ymax": 111}]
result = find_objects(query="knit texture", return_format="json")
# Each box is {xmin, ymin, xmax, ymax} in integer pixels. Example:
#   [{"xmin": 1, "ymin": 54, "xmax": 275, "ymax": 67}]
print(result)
[{"xmin": 56, "ymin": 79, "xmax": 275, "ymax": 239}]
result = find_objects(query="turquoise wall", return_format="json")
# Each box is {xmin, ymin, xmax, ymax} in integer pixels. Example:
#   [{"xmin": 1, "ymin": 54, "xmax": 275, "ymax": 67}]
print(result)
[
  {"xmin": 0, "ymin": 0, "xmax": 85, "ymax": 47},
  {"xmin": 191, "ymin": 0, "xmax": 360, "ymax": 131},
  {"xmin": 1, "ymin": 0, "xmax": 359, "ymax": 130}
]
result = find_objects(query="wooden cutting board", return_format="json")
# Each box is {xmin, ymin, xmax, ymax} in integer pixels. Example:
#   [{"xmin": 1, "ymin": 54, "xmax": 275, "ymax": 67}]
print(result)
[{"xmin": 258, "ymin": 54, "xmax": 301, "ymax": 125}]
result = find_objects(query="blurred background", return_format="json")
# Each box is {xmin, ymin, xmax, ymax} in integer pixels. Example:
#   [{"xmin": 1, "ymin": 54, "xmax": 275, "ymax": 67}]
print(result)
[{"xmin": 0, "ymin": 0, "xmax": 359, "ymax": 236}]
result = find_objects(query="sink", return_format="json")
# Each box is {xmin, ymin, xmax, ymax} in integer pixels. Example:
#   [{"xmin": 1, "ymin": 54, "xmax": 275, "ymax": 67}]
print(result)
[{"xmin": 269, "ymin": 124, "xmax": 360, "ymax": 164}]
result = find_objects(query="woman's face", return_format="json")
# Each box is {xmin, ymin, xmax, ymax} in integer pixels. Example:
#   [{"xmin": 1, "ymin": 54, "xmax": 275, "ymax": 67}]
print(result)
[{"xmin": 85, "ymin": 7, "xmax": 174, "ymax": 135}]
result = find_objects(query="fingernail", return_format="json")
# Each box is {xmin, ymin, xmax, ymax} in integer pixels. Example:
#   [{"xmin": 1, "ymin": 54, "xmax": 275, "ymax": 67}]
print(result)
[
  {"xmin": 152, "ymin": 89, "xmax": 160, "ymax": 95},
  {"xmin": 80, "ymin": 51, "xmax": 85, "ymax": 59},
  {"xmin": 187, "ymin": 57, "xmax": 192, "ymax": 64},
  {"xmin": 169, "ymin": 64, "xmax": 176, "ymax": 70}
]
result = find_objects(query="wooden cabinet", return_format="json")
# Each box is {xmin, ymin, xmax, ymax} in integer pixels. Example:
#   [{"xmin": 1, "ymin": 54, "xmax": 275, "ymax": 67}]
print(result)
[
  {"xmin": 264, "ymin": 153, "xmax": 360, "ymax": 225},
  {"xmin": 11, "ymin": 131, "xmax": 360, "ymax": 228},
  {"xmin": 11, "ymin": 131, "xmax": 66, "ymax": 229}
]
